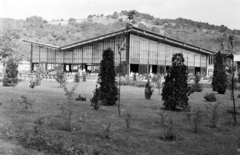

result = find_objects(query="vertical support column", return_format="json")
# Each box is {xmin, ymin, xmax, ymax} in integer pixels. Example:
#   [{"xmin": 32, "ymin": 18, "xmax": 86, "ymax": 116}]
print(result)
[
  {"xmin": 45, "ymin": 63, "xmax": 48, "ymax": 71},
  {"xmin": 39, "ymin": 45, "xmax": 40, "ymax": 64},
  {"xmin": 200, "ymin": 54, "xmax": 202, "ymax": 75},
  {"xmin": 157, "ymin": 41, "xmax": 159, "ymax": 74},
  {"xmin": 54, "ymin": 49, "xmax": 56, "ymax": 64},
  {"xmin": 82, "ymin": 46, "xmax": 84, "ymax": 71},
  {"xmin": 46, "ymin": 47, "xmax": 48, "ymax": 71},
  {"xmin": 149, "ymin": 65, "xmax": 152, "ymax": 74},
  {"xmin": 30, "ymin": 43, "xmax": 33, "ymax": 72},
  {"xmin": 46, "ymin": 47, "xmax": 48, "ymax": 64},
  {"xmin": 147, "ymin": 39, "xmax": 150, "ymax": 75},
  {"xmin": 193, "ymin": 54, "xmax": 196, "ymax": 75},
  {"xmin": 206, "ymin": 55, "xmax": 209, "ymax": 77},
  {"xmin": 164, "ymin": 45, "xmax": 167, "ymax": 75},
  {"xmin": 91, "ymin": 42, "xmax": 94, "ymax": 73},
  {"xmin": 126, "ymin": 33, "xmax": 130, "ymax": 76},
  {"xmin": 72, "ymin": 49, "xmax": 74, "ymax": 66},
  {"xmin": 62, "ymin": 51, "xmax": 66, "ymax": 66}
]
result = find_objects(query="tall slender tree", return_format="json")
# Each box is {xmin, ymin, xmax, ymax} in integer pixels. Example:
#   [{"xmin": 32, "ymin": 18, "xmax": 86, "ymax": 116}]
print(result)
[
  {"xmin": 212, "ymin": 51, "xmax": 224, "ymax": 91},
  {"xmin": 212, "ymin": 51, "xmax": 227, "ymax": 94},
  {"xmin": 227, "ymin": 36, "xmax": 238, "ymax": 124},
  {"xmin": 98, "ymin": 48, "xmax": 118, "ymax": 106},
  {"xmin": 162, "ymin": 53, "xmax": 191, "ymax": 110}
]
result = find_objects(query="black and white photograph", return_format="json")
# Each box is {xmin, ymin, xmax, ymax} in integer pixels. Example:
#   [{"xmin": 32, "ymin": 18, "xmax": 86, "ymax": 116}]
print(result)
[{"xmin": 0, "ymin": 0, "xmax": 240, "ymax": 154}]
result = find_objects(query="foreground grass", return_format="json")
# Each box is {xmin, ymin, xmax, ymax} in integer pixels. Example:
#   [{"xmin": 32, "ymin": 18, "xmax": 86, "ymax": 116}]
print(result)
[{"xmin": 0, "ymin": 80, "xmax": 240, "ymax": 155}]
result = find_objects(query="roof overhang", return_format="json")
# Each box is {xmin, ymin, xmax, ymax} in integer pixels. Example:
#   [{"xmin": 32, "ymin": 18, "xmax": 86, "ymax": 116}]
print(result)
[
  {"xmin": 22, "ymin": 40, "xmax": 59, "ymax": 49},
  {"xmin": 130, "ymin": 27, "xmax": 215, "ymax": 55},
  {"xmin": 22, "ymin": 26, "xmax": 216, "ymax": 55},
  {"xmin": 59, "ymin": 28, "xmax": 132, "ymax": 50}
]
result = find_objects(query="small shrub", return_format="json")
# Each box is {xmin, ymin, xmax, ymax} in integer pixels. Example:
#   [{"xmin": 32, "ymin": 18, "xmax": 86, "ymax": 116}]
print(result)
[
  {"xmin": 90, "ymin": 85, "xmax": 101, "ymax": 110},
  {"xmin": 74, "ymin": 72, "xmax": 80, "ymax": 83},
  {"xmin": 61, "ymin": 83, "xmax": 79, "ymax": 131},
  {"xmin": 102, "ymin": 123, "xmax": 114, "ymax": 139},
  {"xmin": 34, "ymin": 65, "xmax": 45, "ymax": 86},
  {"xmin": 19, "ymin": 95, "xmax": 34, "ymax": 111},
  {"xmin": 133, "ymin": 73, "xmax": 137, "ymax": 81},
  {"xmin": 204, "ymin": 92, "xmax": 216, "ymax": 102},
  {"xmin": 152, "ymin": 74, "xmax": 159, "ymax": 83},
  {"xmin": 76, "ymin": 95, "xmax": 86, "ymax": 101},
  {"xmin": 162, "ymin": 115, "xmax": 176, "ymax": 141},
  {"xmin": 3, "ymin": 57, "xmax": 19, "ymax": 87},
  {"xmin": 205, "ymin": 102, "xmax": 224, "ymax": 128},
  {"xmin": 78, "ymin": 111, "xmax": 88, "ymax": 124},
  {"xmin": 123, "ymin": 110, "xmax": 132, "ymax": 129},
  {"xmin": 82, "ymin": 73, "xmax": 86, "ymax": 82},
  {"xmin": 191, "ymin": 73, "xmax": 203, "ymax": 92},
  {"xmin": 29, "ymin": 79, "xmax": 36, "ymax": 88},
  {"xmin": 186, "ymin": 108, "xmax": 207, "ymax": 133},
  {"xmin": 145, "ymin": 79, "xmax": 154, "ymax": 99},
  {"xmin": 156, "ymin": 110, "xmax": 169, "ymax": 126},
  {"xmin": 54, "ymin": 65, "xmax": 67, "ymax": 88}
]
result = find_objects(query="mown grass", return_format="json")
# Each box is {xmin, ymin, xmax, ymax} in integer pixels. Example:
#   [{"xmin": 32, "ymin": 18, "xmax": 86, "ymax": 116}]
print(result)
[{"xmin": 0, "ymin": 80, "xmax": 240, "ymax": 155}]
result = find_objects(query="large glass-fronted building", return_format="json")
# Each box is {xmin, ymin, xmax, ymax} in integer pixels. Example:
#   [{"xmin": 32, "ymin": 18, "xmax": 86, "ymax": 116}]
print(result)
[{"xmin": 23, "ymin": 27, "xmax": 215, "ymax": 76}]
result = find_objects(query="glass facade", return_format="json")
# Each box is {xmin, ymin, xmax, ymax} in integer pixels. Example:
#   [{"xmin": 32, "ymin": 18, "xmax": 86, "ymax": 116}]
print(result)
[
  {"xmin": 30, "ymin": 32, "xmax": 209, "ymax": 75},
  {"xmin": 32, "ymin": 44, "xmax": 39, "ymax": 63}
]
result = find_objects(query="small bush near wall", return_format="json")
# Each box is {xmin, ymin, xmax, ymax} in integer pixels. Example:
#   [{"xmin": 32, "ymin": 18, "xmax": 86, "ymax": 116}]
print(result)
[
  {"xmin": 145, "ymin": 80, "xmax": 154, "ymax": 99},
  {"xmin": 204, "ymin": 92, "xmax": 216, "ymax": 102},
  {"xmin": 74, "ymin": 72, "xmax": 80, "ymax": 83}
]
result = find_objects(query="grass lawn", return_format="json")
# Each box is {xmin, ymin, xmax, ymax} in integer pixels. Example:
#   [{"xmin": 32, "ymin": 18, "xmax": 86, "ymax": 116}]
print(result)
[{"xmin": 0, "ymin": 80, "xmax": 240, "ymax": 155}]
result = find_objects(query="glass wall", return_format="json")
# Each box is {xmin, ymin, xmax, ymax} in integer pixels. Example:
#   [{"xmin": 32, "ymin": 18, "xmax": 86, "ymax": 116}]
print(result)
[
  {"xmin": 47, "ymin": 48, "xmax": 55, "ymax": 63},
  {"xmin": 149, "ymin": 40, "xmax": 158, "ymax": 64},
  {"xmin": 30, "ymin": 33, "xmax": 209, "ymax": 75},
  {"xmin": 64, "ymin": 50, "xmax": 73, "ymax": 63},
  {"xmin": 194, "ymin": 54, "xmax": 201, "ymax": 67},
  {"xmin": 32, "ymin": 44, "xmax": 39, "ymax": 63},
  {"xmin": 188, "ymin": 53, "xmax": 194, "ymax": 66},
  {"xmin": 56, "ymin": 50, "xmax": 64, "ymax": 63},
  {"xmin": 39, "ymin": 46, "xmax": 47, "ymax": 62},
  {"xmin": 82, "ymin": 44, "xmax": 92, "ymax": 63},
  {"xmin": 200, "ymin": 55, "xmax": 207, "ymax": 67},
  {"xmin": 182, "ymin": 50, "xmax": 188, "ymax": 65},
  {"xmin": 92, "ymin": 41, "xmax": 103, "ymax": 63},
  {"xmin": 139, "ymin": 37, "xmax": 149, "ymax": 64},
  {"xmin": 129, "ymin": 34, "xmax": 140, "ymax": 64},
  {"xmin": 158, "ymin": 43, "xmax": 165, "ymax": 65},
  {"xmin": 165, "ymin": 45, "xmax": 172, "ymax": 66},
  {"xmin": 73, "ymin": 47, "xmax": 83, "ymax": 63}
]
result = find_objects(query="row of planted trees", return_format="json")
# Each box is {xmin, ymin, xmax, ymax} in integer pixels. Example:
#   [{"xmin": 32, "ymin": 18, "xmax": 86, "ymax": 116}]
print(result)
[{"xmin": 2, "ymin": 38, "xmax": 238, "ymax": 125}]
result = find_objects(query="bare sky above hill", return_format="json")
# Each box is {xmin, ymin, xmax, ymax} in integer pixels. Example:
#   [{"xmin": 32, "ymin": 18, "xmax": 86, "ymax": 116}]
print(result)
[{"xmin": 0, "ymin": 0, "xmax": 239, "ymax": 30}]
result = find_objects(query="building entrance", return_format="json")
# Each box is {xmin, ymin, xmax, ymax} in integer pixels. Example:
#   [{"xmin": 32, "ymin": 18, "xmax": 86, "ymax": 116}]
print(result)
[{"xmin": 130, "ymin": 64, "xmax": 139, "ymax": 73}]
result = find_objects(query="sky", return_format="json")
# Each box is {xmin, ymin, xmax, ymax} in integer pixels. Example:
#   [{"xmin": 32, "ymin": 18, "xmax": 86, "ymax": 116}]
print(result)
[{"xmin": 0, "ymin": 0, "xmax": 240, "ymax": 30}]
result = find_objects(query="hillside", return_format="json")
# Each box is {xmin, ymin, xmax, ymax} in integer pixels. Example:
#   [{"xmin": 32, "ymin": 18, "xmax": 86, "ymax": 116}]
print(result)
[
  {"xmin": 1, "ymin": 10, "xmax": 240, "ymax": 61},
  {"xmin": 31, "ymin": 10, "xmax": 240, "ymax": 53}
]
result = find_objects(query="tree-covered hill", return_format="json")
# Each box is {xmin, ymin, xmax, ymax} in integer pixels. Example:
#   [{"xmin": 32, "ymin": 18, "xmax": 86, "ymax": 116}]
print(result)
[{"xmin": 1, "ymin": 10, "xmax": 240, "ymax": 61}]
